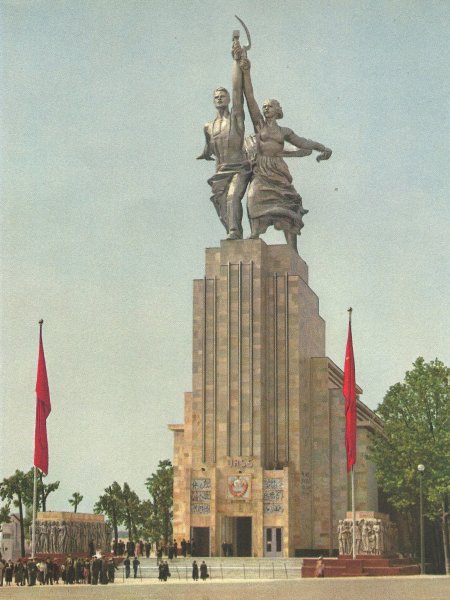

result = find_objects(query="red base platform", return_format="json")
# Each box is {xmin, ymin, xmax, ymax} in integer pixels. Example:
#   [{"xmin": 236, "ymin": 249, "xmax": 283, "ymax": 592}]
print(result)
[{"xmin": 302, "ymin": 555, "xmax": 420, "ymax": 577}]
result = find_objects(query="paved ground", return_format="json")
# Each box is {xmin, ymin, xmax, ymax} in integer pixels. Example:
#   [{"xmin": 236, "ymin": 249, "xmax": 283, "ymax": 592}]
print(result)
[{"xmin": 1, "ymin": 576, "xmax": 449, "ymax": 600}]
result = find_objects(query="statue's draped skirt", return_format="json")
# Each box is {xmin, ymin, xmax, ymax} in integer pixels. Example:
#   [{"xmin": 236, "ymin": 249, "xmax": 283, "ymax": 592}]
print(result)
[{"xmin": 247, "ymin": 155, "xmax": 308, "ymax": 235}]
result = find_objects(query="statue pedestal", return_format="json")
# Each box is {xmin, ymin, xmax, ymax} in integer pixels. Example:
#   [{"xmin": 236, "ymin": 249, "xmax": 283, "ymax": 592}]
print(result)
[
  {"xmin": 338, "ymin": 511, "xmax": 398, "ymax": 557},
  {"xmin": 34, "ymin": 511, "xmax": 112, "ymax": 555}
]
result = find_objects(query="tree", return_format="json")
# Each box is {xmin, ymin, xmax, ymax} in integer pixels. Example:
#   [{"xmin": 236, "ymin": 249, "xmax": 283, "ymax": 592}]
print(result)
[
  {"xmin": 0, "ymin": 470, "xmax": 33, "ymax": 557},
  {"xmin": 370, "ymin": 357, "xmax": 450, "ymax": 574},
  {"xmin": 121, "ymin": 483, "xmax": 141, "ymax": 541},
  {"xmin": 68, "ymin": 492, "xmax": 84, "ymax": 513},
  {"xmin": 145, "ymin": 459, "xmax": 173, "ymax": 544},
  {"xmin": 94, "ymin": 482, "xmax": 124, "ymax": 545},
  {"xmin": 0, "ymin": 503, "xmax": 11, "ymax": 524},
  {"xmin": 37, "ymin": 471, "xmax": 60, "ymax": 512}
]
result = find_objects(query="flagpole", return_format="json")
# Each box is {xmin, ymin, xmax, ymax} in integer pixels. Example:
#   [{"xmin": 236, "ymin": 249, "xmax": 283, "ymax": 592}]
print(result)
[
  {"xmin": 351, "ymin": 465, "xmax": 356, "ymax": 559},
  {"xmin": 32, "ymin": 318, "xmax": 45, "ymax": 559},
  {"xmin": 32, "ymin": 465, "xmax": 38, "ymax": 558},
  {"xmin": 347, "ymin": 307, "xmax": 356, "ymax": 560}
]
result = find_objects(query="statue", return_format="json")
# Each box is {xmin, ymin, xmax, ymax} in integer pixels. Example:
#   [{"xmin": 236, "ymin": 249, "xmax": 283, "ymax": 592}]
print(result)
[
  {"xmin": 197, "ymin": 25, "xmax": 252, "ymax": 240},
  {"xmin": 239, "ymin": 52, "xmax": 331, "ymax": 253}
]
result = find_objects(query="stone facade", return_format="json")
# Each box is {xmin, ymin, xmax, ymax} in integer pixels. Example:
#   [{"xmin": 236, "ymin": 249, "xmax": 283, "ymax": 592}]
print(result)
[{"xmin": 170, "ymin": 239, "xmax": 382, "ymax": 557}]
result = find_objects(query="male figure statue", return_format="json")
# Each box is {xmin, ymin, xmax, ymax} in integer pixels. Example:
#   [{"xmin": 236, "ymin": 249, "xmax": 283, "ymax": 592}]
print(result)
[{"xmin": 197, "ymin": 32, "xmax": 252, "ymax": 240}]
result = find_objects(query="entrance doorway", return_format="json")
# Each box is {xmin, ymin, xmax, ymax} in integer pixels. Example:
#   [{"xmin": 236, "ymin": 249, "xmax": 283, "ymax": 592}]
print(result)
[
  {"xmin": 192, "ymin": 527, "xmax": 210, "ymax": 557},
  {"xmin": 236, "ymin": 517, "xmax": 252, "ymax": 556},
  {"xmin": 221, "ymin": 516, "xmax": 252, "ymax": 557},
  {"xmin": 264, "ymin": 527, "xmax": 283, "ymax": 557}
]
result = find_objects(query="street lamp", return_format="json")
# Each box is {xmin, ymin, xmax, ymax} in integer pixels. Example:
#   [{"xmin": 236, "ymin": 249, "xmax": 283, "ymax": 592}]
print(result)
[{"xmin": 417, "ymin": 464, "xmax": 425, "ymax": 574}]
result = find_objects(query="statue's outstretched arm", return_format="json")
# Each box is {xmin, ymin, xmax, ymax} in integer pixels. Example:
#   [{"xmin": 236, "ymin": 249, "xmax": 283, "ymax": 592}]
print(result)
[
  {"xmin": 196, "ymin": 124, "xmax": 214, "ymax": 161},
  {"xmin": 241, "ymin": 59, "xmax": 263, "ymax": 131},
  {"xmin": 284, "ymin": 130, "xmax": 332, "ymax": 162}
]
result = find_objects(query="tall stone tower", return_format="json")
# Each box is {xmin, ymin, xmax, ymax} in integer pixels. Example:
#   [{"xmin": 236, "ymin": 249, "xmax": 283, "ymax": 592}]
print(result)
[{"xmin": 170, "ymin": 239, "xmax": 379, "ymax": 557}]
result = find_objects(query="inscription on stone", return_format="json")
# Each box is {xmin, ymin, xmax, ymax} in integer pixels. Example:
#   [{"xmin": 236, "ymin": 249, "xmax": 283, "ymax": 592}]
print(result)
[
  {"xmin": 191, "ymin": 478, "xmax": 211, "ymax": 490},
  {"xmin": 264, "ymin": 504, "xmax": 284, "ymax": 514},
  {"xmin": 191, "ymin": 490, "xmax": 211, "ymax": 502},
  {"xmin": 227, "ymin": 458, "xmax": 253, "ymax": 469},
  {"xmin": 263, "ymin": 478, "xmax": 284, "ymax": 513},
  {"xmin": 191, "ymin": 479, "xmax": 211, "ymax": 514},
  {"xmin": 191, "ymin": 504, "xmax": 210, "ymax": 515}
]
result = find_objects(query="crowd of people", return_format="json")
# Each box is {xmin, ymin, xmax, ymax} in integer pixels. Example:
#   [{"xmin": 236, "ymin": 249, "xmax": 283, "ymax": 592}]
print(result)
[
  {"xmin": 0, "ymin": 555, "xmax": 118, "ymax": 586},
  {"xmin": 112, "ymin": 537, "xmax": 197, "ymax": 559},
  {"xmin": 0, "ymin": 536, "xmax": 213, "ymax": 587}
]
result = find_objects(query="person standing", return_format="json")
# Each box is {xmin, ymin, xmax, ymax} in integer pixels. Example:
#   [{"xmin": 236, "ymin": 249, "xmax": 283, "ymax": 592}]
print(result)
[
  {"xmin": 0, "ymin": 557, "xmax": 5, "ymax": 587},
  {"xmin": 181, "ymin": 538, "xmax": 187, "ymax": 558},
  {"xmin": 91, "ymin": 556, "xmax": 100, "ymax": 585},
  {"xmin": 123, "ymin": 556, "xmax": 130, "ymax": 579},
  {"xmin": 107, "ymin": 558, "xmax": 117, "ymax": 583},
  {"xmin": 192, "ymin": 560, "xmax": 199, "ymax": 581},
  {"xmin": 4, "ymin": 560, "xmax": 13, "ymax": 586},
  {"xmin": 27, "ymin": 559, "xmax": 37, "ymax": 586},
  {"xmin": 200, "ymin": 560, "xmax": 208, "ymax": 581},
  {"xmin": 132, "ymin": 556, "xmax": 140, "ymax": 578}
]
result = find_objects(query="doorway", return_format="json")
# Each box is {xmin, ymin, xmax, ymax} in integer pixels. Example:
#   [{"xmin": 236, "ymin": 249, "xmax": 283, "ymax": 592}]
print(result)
[
  {"xmin": 221, "ymin": 516, "xmax": 252, "ymax": 557},
  {"xmin": 236, "ymin": 517, "xmax": 252, "ymax": 556},
  {"xmin": 192, "ymin": 527, "xmax": 210, "ymax": 557},
  {"xmin": 264, "ymin": 527, "xmax": 283, "ymax": 557}
]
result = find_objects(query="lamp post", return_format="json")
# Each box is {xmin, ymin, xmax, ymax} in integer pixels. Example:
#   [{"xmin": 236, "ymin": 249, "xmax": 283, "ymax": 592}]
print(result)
[{"xmin": 417, "ymin": 464, "xmax": 425, "ymax": 574}]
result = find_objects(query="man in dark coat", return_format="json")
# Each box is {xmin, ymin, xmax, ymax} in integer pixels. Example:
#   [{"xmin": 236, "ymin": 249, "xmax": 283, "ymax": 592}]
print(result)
[
  {"xmin": 132, "ymin": 556, "xmax": 140, "ymax": 578},
  {"xmin": 123, "ymin": 556, "xmax": 130, "ymax": 579}
]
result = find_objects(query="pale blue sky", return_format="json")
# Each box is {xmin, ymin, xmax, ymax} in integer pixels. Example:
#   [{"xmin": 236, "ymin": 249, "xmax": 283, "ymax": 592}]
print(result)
[{"xmin": 1, "ymin": 0, "xmax": 448, "ymax": 512}]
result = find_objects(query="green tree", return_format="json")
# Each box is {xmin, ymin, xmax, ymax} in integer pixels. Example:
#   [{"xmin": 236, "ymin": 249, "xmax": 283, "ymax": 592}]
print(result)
[
  {"xmin": 0, "ymin": 503, "xmax": 11, "ymax": 524},
  {"xmin": 121, "ymin": 482, "xmax": 141, "ymax": 541},
  {"xmin": 370, "ymin": 357, "xmax": 450, "ymax": 574},
  {"xmin": 0, "ymin": 470, "xmax": 33, "ymax": 557},
  {"xmin": 68, "ymin": 492, "xmax": 84, "ymax": 513},
  {"xmin": 94, "ymin": 482, "xmax": 124, "ymax": 545},
  {"xmin": 37, "ymin": 471, "xmax": 60, "ymax": 511},
  {"xmin": 145, "ymin": 459, "xmax": 173, "ymax": 544}
]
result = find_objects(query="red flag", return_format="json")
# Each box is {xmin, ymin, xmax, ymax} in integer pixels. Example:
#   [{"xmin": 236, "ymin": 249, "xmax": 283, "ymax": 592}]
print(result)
[
  {"xmin": 343, "ymin": 318, "xmax": 356, "ymax": 472},
  {"xmin": 34, "ymin": 321, "xmax": 51, "ymax": 474}
]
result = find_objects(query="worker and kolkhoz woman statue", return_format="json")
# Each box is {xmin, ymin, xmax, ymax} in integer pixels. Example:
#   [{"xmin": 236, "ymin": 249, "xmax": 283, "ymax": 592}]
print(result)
[{"xmin": 198, "ymin": 17, "xmax": 332, "ymax": 254}]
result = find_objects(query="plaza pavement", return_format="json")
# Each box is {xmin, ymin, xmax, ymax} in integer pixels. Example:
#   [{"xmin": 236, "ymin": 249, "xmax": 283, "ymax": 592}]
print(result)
[{"xmin": 1, "ymin": 576, "xmax": 449, "ymax": 600}]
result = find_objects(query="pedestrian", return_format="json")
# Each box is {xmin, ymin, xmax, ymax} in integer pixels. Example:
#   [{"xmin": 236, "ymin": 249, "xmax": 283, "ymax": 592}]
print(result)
[
  {"xmin": 163, "ymin": 560, "xmax": 170, "ymax": 581},
  {"xmin": 192, "ymin": 560, "xmax": 199, "ymax": 581},
  {"xmin": 107, "ymin": 559, "xmax": 117, "ymax": 583},
  {"xmin": 314, "ymin": 556, "xmax": 325, "ymax": 578},
  {"xmin": 0, "ymin": 557, "xmax": 5, "ymax": 586},
  {"xmin": 132, "ymin": 556, "xmax": 140, "ymax": 578},
  {"xmin": 27, "ymin": 559, "xmax": 37, "ymax": 586},
  {"xmin": 123, "ymin": 556, "xmax": 131, "ymax": 579},
  {"xmin": 200, "ymin": 560, "xmax": 208, "ymax": 581},
  {"xmin": 5, "ymin": 561, "xmax": 13, "ymax": 586},
  {"xmin": 181, "ymin": 538, "xmax": 187, "ymax": 558},
  {"xmin": 45, "ymin": 559, "xmax": 54, "ymax": 585}
]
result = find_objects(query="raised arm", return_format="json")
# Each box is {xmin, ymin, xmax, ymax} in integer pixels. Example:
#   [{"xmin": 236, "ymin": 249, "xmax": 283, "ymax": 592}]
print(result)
[
  {"xmin": 240, "ymin": 58, "xmax": 264, "ymax": 131},
  {"xmin": 231, "ymin": 38, "xmax": 245, "ymax": 135}
]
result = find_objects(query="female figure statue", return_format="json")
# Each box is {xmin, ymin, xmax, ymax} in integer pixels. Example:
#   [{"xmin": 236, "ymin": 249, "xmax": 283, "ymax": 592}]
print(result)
[{"xmin": 240, "ymin": 58, "xmax": 332, "ymax": 252}]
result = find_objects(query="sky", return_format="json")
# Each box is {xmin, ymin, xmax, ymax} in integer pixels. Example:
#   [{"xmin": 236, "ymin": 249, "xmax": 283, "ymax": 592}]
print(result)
[{"xmin": 1, "ymin": 0, "xmax": 448, "ymax": 514}]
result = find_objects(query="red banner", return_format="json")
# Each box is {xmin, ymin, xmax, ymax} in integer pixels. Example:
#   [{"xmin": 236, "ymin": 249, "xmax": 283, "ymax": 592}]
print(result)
[
  {"xmin": 34, "ymin": 323, "xmax": 51, "ymax": 474},
  {"xmin": 343, "ymin": 321, "xmax": 356, "ymax": 472}
]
